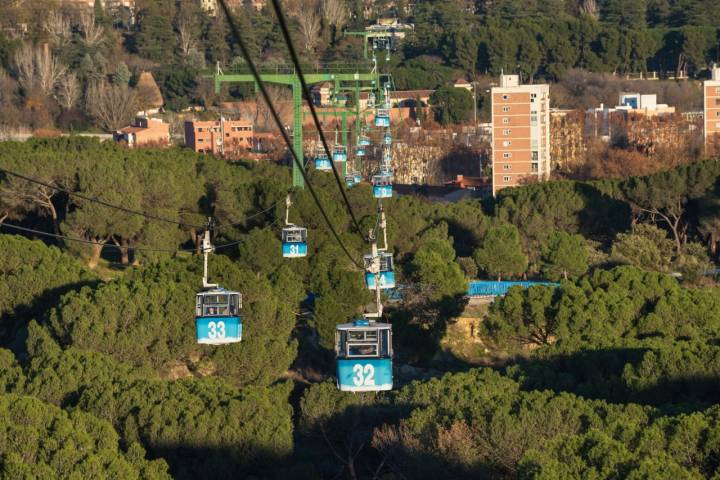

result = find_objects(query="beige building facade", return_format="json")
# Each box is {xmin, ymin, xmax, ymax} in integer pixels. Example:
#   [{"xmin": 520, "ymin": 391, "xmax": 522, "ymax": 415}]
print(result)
[
  {"xmin": 491, "ymin": 75, "xmax": 550, "ymax": 196},
  {"xmin": 705, "ymin": 65, "xmax": 720, "ymax": 154}
]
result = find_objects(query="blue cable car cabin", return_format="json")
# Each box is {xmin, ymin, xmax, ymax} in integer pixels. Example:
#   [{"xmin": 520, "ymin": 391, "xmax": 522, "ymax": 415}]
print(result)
[
  {"xmin": 383, "ymin": 132, "xmax": 392, "ymax": 145},
  {"xmin": 336, "ymin": 319, "xmax": 393, "ymax": 392},
  {"xmin": 345, "ymin": 172, "xmax": 362, "ymax": 187},
  {"xmin": 359, "ymin": 135, "xmax": 371, "ymax": 146},
  {"xmin": 332, "ymin": 145, "xmax": 348, "ymax": 162},
  {"xmin": 196, "ymin": 289, "xmax": 242, "ymax": 345},
  {"xmin": 364, "ymin": 252, "xmax": 396, "ymax": 289},
  {"xmin": 314, "ymin": 147, "xmax": 332, "ymax": 171},
  {"xmin": 281, "ymin": 225, "xmax": 308, "ymax": 258},
  {"xmin": 356, "ymin": 145, "xmax": 366, "ymax": 157},
  {"xmin": 372, "ymin": 174, "xmax": 393, "ymax": 199},
  {"xmin": 374, "ymin": 108, "xmax": 390, "ymax": 127}
]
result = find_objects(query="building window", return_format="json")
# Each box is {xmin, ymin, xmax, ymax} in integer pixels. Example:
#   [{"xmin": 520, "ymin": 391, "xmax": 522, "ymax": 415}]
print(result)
[
  {"xmin": 716, "ymin": 122, "xmax": 720, "ymax": 128},
  {"xmin": 198, "ymin": 138, "xmax": 204, "ymax": 143},
  {"xmin": 503, "ymin": 164, "xmax": 511, "ymax": 170},
  {"xmin": 502, "ymin": 140, "xmax": 512, "ymax": 147},
  {"xmin": 532, "ymin": 151, "xmax": 539, "ymax": 161},
  {"xmin": 716, "ymin": 87, "xmax": 720, "ymax": 95},
  {"xmin": 502, "ymin": 129, "xmax": 511, "ymax": 135},
  {"xmin": 502, "ymin": 94, "xmax": 509, "ymax": 100},
  {"xmin": 531, "ymin": 163, "xmax": 539, "ymax": 173},
  {"xmin": 197, "ymin": 128, "xmax": 203, "ymax": 132},
  {"xmin": 502, "ymin": 106, "xmax": 510, "ymax": 112},
  {"xmin": 503, "ymin": 152, "xmax": 512, "ymax": 158},
  {"xmin": 530, "ymin": 114, "xmax": 538, "ymax": 125},
  {"xmin": 716, "ymin": 111, "xmax": 720, "ymax": 117},
  {"xmin": 503, "ymin": 176, "xmax": 511, "ymax": 182},
  {"xmin": 502, "ymin": 117, "xmax": 510, "ymax": 124}
]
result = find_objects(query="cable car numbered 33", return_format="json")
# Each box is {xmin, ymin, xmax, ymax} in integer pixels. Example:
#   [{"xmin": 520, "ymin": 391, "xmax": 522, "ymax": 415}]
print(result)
[
  {"xmin": 336, "ymin": 319, "xmax": 393, "ymax": 392},
  {"xmin": 364, "ymin": 252, "xmax": 395, "ymax": 289},
  {"xmin": 282, "ymin": 225, "xmax": 308, "ymax": 258},
  {"xmin": 196, "ymin": 289, "xmax": 242, "ymax": 344},
  {"xmin": 315, "ymin": 147, "xmax": 332, "ymax": 171}
]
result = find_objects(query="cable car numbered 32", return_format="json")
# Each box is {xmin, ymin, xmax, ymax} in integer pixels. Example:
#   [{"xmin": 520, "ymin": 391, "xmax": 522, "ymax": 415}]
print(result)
[
  {"xmin": 364, "ymin": 252, "xmax": 395, "ymax": 289},
  {"xmin": 196, "ymin": 289, "xmax": 242, "ymax": 344},
  {"xmin": 336, "ymin": 319, "xmax": 393, "ymax": 392},
  {"xmin": 372, "ymin": 174, "xmax": 393, "ymax": 199},
  {"xmin": 281, "ymin": 225, "xmax": 308, "ymax": 258}
]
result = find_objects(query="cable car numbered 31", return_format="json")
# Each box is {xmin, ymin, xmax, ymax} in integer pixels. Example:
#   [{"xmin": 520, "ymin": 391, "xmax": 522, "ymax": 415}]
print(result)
[
  {"xmin": 336, "ymin": 319, "xmax": 393, "ymax": 392},
  {"xmin": 364, "ymin": 252, "xmax": 395, "ymax": 289},
  {"xmin": 195, "ymin": 289, "xmax": 242, "ymax": 344},
  {"xmin": 281, "ymin": 225, "xmax": 308, "ymax": 258},
  {"xmin": 374, "ymin": 108, "xmax": 390, "ymax": 127}
]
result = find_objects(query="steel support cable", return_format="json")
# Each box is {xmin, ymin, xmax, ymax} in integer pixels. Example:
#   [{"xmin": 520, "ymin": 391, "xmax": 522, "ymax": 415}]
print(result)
[
  {"xmin": 217, "ymin": 0, "xmax": 363, "ymax": 269},
  {"xmin": 268, "ymin": 0, "xmax": 366, "ymax": 240},
  {"xmin": 0, "ymin": 167, "xmax": 281, "ymax": 233},
  {"xmin": 0, "ymin": 217, "xmax": 282, "ymax": 255}
]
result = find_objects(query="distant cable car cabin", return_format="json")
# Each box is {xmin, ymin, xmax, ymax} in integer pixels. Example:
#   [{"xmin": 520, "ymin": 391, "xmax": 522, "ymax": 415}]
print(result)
[
  {"xmin": 196, "ymin": 289, "xmax": 242, "ymax": 344},
  {"xmin": 335, "ymin": 318, "xmax": 393, "ymax": 392},
  {"xmin": 383, "ymin": 132, "xmax": 392, "ymax": 145},
  {"xmin": 364, "ymin": 252, "xmax": 395, "ymax": 289},
  {"xmin": 282, "ymin": 226, "xmax": 308, "ymax": 258},
  {"xmin": 374, "ymin": 108, "xmax": 390, "ymax": 127},
  {"xmin": 315, "ymin": 146, "xmax": 331, "ymax": 171},
  {"xmin": 359, "ymin": 135, "xmax": 371, "ymax": 146},
  {"xmin": 332, "ymin": 145, "xmax": 348, "ymax": 162},
  {"xmin": 372, "ymin": 174, "xmax": 393, "ymax": 198},
  {"xmin": 345, "ymin": 172, "xmax": 362, "ymax": 187},
  {"xmin": 356, "ymin": 145, "xmax": 366, "ymax": 157}
]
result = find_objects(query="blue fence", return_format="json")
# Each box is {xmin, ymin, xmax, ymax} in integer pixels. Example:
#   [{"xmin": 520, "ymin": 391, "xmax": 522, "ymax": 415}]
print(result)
[{"xmin": 468, "ymin": 281, "xmax": 559, "ymax": 297}]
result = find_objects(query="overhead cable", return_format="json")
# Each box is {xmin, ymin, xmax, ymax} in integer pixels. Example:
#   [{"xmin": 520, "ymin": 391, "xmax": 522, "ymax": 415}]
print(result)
[{"xmin": 217, "ymin": 0, "xmax": 363, "ymax": 269}]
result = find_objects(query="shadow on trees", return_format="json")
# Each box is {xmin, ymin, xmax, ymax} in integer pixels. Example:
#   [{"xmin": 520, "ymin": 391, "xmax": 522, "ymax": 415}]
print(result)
[
  {"xmin": 511, "ymin": 346, "xmax": 720, "ymax": 410},
  {"xmin": 390, "ymin": 293, "xmax": 468, "ymax": 367},
  {"xmin": 1, "ymin": 280, "xmax": 101, "ymax": 357}
]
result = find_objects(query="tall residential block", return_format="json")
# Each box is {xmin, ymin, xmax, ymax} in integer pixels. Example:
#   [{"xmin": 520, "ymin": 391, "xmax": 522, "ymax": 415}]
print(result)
[
  {"xmin": 491, "ymin": 75, "xmax": 550, "ymax": 196},
  {"xmin": 705, "ymin": 65, "xmax": 720, "ymax": 154}
]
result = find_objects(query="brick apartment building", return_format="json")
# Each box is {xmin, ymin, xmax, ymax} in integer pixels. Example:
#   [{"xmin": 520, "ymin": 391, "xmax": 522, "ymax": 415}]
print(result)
[
  {"xmin": 491, "ymin": 74, "xmax": 550, "ymax": 196},
  {"xmin": 705, "ymin": 65, "xmax": 720, "ymax": 154},
  {"xmin": 184, "ymin": 119, "xmax": 253, "ymax": 156}
]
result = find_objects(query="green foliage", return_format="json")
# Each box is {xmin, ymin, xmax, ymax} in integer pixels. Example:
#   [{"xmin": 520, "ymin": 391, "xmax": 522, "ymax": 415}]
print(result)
[
  {"xmin": 541, "ymin": 231, "xmax": 589, "ymax": 281},
  {"xmin": 43, "ymin": 256, "xmax": 297, "ymax": 386},
  {"xmin": 429, "ymin": 85, "xmax": 473, "ymax": 125},
  {"xmin": 0, "ymin": 235, "xmax": 96, "ymax": 322},
  {"xmin": 410, "ymin": 238, "xmax": 466, "ymax": 302},
  {"xmin": 473, "ymin": 224, "xmax": 528, "ymax": 280},
  {"xmin": 611, "ymin": 224, "xmax": 675, "ymax": 272},
  {"xmin": 0, "ymin": 394, "xmax": 170, "ymax": 479}
]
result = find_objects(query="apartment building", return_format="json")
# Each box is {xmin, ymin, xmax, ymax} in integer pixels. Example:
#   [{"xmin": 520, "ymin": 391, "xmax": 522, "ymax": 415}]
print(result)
[
  {"xmin": 705, "ymin": 65, "xmax": 720, "ymax": 155},
  {"xmin": 184, "ymin": 119, "xmax": 253, "ymax": 156},
  {"xmin": 491, "ymin": 74, "xmax": 550, "ymax": 196}
]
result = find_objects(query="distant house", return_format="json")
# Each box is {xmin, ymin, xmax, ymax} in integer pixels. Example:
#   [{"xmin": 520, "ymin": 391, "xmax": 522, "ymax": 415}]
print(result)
[
  {"xmin": 114, "ymin": 117, "xmax": 170, "ymax": 147},
  {"xmin": 185, "ymin": 118, "xmax": 253, "ymax": 156},
  {"xmin": 453, "ymin": 77, "xmax": 473, "ymax": 91}
]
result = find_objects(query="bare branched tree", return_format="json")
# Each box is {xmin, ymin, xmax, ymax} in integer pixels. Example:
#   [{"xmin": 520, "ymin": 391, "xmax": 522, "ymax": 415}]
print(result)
[
  {"xmin": 175, "ymin": 8, "xmax": 199, "ymax": 57},
  {"xmin": 255, "ymin": 85, "xmax": 292, "ymax": 130},
  {"xmin": 35, "ymin": 47, "xmax": 67, "ymax": 97},
  {"xmin": 57, "ymin": 72, "xmax": 80, "ymax": 111},
  {"xmin": 42, "ymin": 12, "xmax": 71, "ymax": 48},
  {"xmin": 322, "ymin": 0, "xmax": 348, "ymax": 36},
  {"xmin": 85, "ymin": 81, "xmax": 138, "ymax": 131},
  {"xmin": 579, "ymin": 0, "xmax": 599, "ymax": 19},
  {"xmin": 78, "ymin": 12, "xmax": 105, "ymax": 48},
  {"xmin": 13, "ymin": 44, "xmax": 35, "ymax": 92},
  {"xmin": 297, "ymin": 10, "xmax": 322, "ymax": 54}
]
